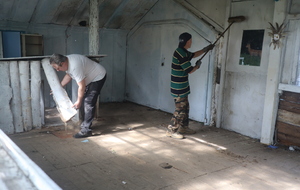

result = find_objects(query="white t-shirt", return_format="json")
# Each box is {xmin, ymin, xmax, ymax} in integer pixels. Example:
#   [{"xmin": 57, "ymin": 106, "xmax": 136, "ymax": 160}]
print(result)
[{"xmin": 66, "ymin": 54, "xmax": 106, "ymax": 86}]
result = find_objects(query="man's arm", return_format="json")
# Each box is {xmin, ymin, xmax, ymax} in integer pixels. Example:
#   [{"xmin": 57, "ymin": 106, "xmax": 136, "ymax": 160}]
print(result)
[
  {"xmin": 189, "ymin": 65, "xmax": 200, "ymax": 74},
  {"xmin": 193, "ymin": 44, "xmax": 214, "ymax": 58},
  {"xmin": 73, "ymin": 79, "xmax": 86, "ymax": 109},
  {"xmin": 193, "ymin": 49, "xmax": 207, "ymax": 58},
  {"xmin": 61, "ymin": 74, "xmax": 72, "ymax": 87}
]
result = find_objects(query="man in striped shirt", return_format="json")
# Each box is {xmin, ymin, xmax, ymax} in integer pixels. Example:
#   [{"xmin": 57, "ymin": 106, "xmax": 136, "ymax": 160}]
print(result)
[{"xmin": 167, "ymin": 32, "xmax": 214, "ymax": 139}]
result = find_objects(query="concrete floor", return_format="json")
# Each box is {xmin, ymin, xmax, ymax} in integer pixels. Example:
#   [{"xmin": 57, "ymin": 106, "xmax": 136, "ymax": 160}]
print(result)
[{"xmin": 9, "ymin": 102, "xmax": 300, "ymax": 190}]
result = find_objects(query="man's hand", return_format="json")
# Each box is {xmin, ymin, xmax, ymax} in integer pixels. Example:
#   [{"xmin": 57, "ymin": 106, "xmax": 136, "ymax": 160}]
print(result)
[
  {"xmin": 72, "ymin": 101, "xmax": 82, "ymax": 110},
  {"xmin": 195, "ymin": 60, "xmax": 202, "ymax": 67}
]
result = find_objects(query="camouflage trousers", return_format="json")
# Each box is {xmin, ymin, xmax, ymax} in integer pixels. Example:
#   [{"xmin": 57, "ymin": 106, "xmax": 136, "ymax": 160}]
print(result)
[{"xmin": 168, "ymin": 96, "xmax": 189, "ymax": 132}]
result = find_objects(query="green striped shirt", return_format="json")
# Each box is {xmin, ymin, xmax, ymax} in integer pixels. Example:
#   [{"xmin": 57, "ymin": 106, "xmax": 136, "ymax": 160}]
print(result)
[{"xmin": 171, "ymin": 47, "xmax": 194, "ymax": 97}]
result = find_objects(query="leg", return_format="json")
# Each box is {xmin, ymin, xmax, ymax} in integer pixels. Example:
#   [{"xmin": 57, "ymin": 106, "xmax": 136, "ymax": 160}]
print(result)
[
  {"xmin": 81, "ymin": 75, "xmax": 106, "ymax": 133},
  {"xmin": 74, "ymin": 75, "xmax": 106, "ymax": 138},
  {"xmin": 166, "ymin": 96, "xmax": 188, "ymax": 139},
  {"xmin": 178, "ymin": 97, "xmax": 196, "ymax": 134},
  {"xmin": 182, "ymin": 97, "xmax": 190, "ymax": 128},
  {"xmin": 168, "ymin": 96, "xmax": 188, "ymax": 131}
]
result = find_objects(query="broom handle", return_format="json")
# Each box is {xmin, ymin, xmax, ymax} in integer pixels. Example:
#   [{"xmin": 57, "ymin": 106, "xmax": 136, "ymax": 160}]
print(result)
[{"xmin": 198, "ymin": 22, "xmax": 234, "ymax": 61}]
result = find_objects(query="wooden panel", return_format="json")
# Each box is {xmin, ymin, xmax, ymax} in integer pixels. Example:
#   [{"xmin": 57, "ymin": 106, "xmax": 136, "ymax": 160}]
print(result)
[{"xmin": 276, "ymin": 91, "xmax": 300, "ymax": 146}]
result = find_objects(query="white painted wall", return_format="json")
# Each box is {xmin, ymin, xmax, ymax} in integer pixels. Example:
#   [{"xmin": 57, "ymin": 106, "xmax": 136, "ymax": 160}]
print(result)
[
  {"xmin": 126, "ymin": 0, "xmax": 217, "ymax": 123},
  {"xmin": 221, "ymin": 0, "xmax": 274, "ymax": 139}
]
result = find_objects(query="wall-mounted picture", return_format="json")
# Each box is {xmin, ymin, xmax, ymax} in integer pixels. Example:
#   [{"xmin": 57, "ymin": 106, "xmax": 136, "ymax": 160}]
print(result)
[{"xmin": 239, "ymin": 30, "xmax": 264, "ymax": 66}]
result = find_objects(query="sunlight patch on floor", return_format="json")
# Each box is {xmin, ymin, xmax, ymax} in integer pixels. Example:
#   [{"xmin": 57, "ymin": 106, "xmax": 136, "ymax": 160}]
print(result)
[{"xmin": 188, "ymin": 136, "xmax": 227, "ymax": 150}]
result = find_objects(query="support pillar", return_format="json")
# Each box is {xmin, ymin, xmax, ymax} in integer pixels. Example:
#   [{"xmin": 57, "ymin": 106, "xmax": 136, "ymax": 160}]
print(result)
[
  {"xmin": 89, "ymin": 0, "xmax": 100, "ymax": 55},
  {"xmin": 260, "ymin": 0, "xmax": 287, "ymax": 144},
  {"xmin": 89, "ymin": 0, "xmax": 101, "ymax": 118}
]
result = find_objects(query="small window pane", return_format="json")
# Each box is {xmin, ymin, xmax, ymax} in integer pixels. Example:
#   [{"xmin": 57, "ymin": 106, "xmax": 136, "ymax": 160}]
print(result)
[{"xmin": 239, "ymin": 30, "xmax": 264, "ymax": 66}]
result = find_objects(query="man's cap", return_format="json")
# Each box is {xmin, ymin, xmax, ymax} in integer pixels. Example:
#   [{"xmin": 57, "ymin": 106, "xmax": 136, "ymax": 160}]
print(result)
[{"xmin": 178, "ymin": 32, "xmax": 192, "ymax": 48}]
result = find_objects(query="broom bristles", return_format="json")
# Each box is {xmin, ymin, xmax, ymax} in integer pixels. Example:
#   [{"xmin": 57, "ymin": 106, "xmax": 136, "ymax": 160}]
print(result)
[{"xmin": 228, "ymin": 16, "xmax": 246, "ymax": 23}]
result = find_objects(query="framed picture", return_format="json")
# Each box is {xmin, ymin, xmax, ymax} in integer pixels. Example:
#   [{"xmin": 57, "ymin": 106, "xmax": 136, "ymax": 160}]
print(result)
[{"xmin": 239, "ymin": 30, "xmax": 264, "ymax": 66}]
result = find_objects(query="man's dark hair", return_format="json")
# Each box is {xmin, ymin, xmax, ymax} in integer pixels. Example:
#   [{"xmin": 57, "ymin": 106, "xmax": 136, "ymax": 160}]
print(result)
[{"xmin": 49, "ymin": 53, "xmax": 67, "ymax": 66}]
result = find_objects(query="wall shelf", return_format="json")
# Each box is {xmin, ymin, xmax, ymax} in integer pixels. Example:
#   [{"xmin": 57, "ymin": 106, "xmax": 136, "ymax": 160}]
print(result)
[{"xmin": 21, "ymin": 34, "xmax": 44, "ymax": 57}]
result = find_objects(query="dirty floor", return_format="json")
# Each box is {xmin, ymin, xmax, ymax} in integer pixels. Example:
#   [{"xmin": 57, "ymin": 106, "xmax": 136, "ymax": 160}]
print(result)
[{"xmin": 9, "ymin": 102, "xmax": 300, "ymax": 190}]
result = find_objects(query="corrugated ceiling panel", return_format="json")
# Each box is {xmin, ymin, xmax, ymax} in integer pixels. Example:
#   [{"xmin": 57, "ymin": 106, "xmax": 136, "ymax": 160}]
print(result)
[
  {"xmin": 31, "ymin": 0, "xmax": 65, "ymax": 24},
  {"xmin": 0, "ymin": 0, "xmax": 158, "ymax": 30},
  {"xmin": 11, "ymin": 0, "xmax": 39, "ymax": 22}
]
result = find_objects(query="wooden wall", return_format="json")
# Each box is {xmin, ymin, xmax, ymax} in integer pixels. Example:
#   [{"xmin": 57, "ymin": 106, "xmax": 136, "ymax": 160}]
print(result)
[{"xmin": 276, "ymin": 91, "xmax": 300, "ymax": 146}]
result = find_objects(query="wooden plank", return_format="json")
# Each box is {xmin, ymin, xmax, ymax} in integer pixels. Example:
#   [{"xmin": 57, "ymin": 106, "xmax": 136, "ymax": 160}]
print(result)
[
  {"xmin": 277, "ymin": 132, "xmax": 300, "ymax": 146},
  {"xmin": 277, "ymin": 109, "xmax": 300, "ymax": 126},
  {"xmin": 0, "ymin": 61, "xmax": 14, "ymax": 134},
  {"xmin": 280, "ymin": 91, "xmax": 300, "ymax": 102},
  {"xmin": 278, "ymin": 100, "xmax": 300, "ymax": 114},
  {"xmin": 41, "ymin": 58, "xmax": 77, "ymax": 122},
  {"xmin": 0, "ymin": 130, "xmax": 62, "ymax": 190},
  {"xmin": 30, "ymin": 60, "xmax": 42, "ymax": 128},
  {"xmin": 19, "ymin": 61, "xmax": 33, "ymax": 131},
  {"xmin": 9, "ymin": 61, "xmax": 24, "ymax": 133},
  {"xmin": 276, "ymin": 120, "xmax": 300, "ymax": 137}
]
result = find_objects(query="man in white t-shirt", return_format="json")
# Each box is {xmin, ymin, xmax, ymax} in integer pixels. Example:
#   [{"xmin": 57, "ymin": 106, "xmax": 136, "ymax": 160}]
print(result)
[{"xmin": 50, "ymin": 54, "xmax": 107, "ymax": 138}]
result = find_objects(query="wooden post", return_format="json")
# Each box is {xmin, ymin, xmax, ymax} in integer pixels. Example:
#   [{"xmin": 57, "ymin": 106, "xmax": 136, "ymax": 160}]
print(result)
[
  {"xmin": 9, "ymin": 61, "xmax": 24, "ymax": 132},
  {"xmin": 89, "ymin": 0, "xmax": 99, "ymax": 56},
  {"xmin": 30, "ymin": 60, "xmax": 42, "ymax": 128},
  {"xmin": 19, "ymin": 61, "xmax": 33, "ymax": 131},
  {"xmin": 89, "ymin": 0, "xmax": 101, "ymax": 118},
  {"xmin": 260, "ymin": 0, "xmax": 287, "ymax": 144}
]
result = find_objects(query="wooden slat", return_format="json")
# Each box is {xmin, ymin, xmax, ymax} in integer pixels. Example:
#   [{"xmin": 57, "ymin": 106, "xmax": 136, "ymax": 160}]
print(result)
[
  {"xmin": 277, "ymin": 109, "xmax": 300, "ymax": 126},
  {"xmin": 0, "ymin": 62, "xmax": 14, "ymax": 134},
  {"xmin": 278, "ymin": 100, "xmax": 300, "ymax": 114},
  {"xmin": 9, "ymin": 61, "xmax": 24, "ymax": 133},
  {"xmin": 280, "ymin": 91, "xmax": 300, "ymax": 102},
  {"xmin": 19, "ymin": 61, "xmax": 33, "ymax": 131},
  {"xmin": 276, "ymin": 121, "xmax": 300, "ymax": 137},
  {"xmin": 277, "ymin": 133, "xmax": 300, "ymax": 147},
  {"xmin": 30, "ymin": 61, "xmax": 42, "ymax": 128}
]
